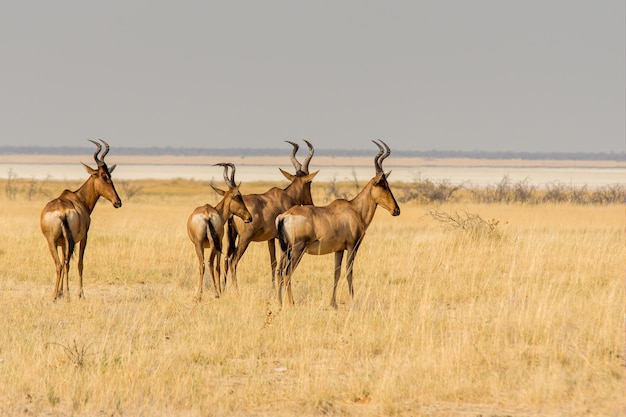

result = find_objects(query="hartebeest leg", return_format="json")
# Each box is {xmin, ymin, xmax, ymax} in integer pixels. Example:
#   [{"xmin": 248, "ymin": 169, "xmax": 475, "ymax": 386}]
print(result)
[
  {"xmin": 207, "ymin": 249, "xmax": 221, "ymax": 298},
  {"xmin": 277, "ymin": 248, "xmax": 292, "ymax": 308},
  {"xmin": 59, "ymin": 242, "xmax": 69, "ymax": 299},
  {"xmin": 330, "ymin": 251, "xmax": 345, "ymax": 308},
  {"xmin": 214, "ymin": 252, "xmax": 222, "ymax": 296},
  {"xmin": 267, "ymin": 239, "xmax": 277, "ymax": 289},
  {"xmin": 48, "ymin": 244, "xmax": 64, "ymax": 300},
  {"xmin": 228, "ymin": 239, "xmax": 252, "ymax": 293},
  {"xmin": 76, "ymin": 238, "xmax": 87, "ymax": 299},
  {"xmin": 345, "ymin": 246, "xmax": 360, "ymax": 300},
  {"xmin": 276, "ymin": 246, "xmax": 288, "ymax": 306},
  {"xmin": 193, "ymin": 244, "xmax": 205, "ymax": 301},
  {"xmin": 63, "ymin": 250, "xmax": 71, "ymax": 303},
  {"xmin": 223, "ymin": 219, "xmax": 237, "ymax": 279},
  {"xmin": 281, "ymin": 242, "xmax": 307, "ymax": 307}
]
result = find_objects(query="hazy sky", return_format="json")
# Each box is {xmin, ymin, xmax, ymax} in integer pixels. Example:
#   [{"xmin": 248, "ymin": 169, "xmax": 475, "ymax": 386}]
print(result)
[{"xmin": 1, "ymin": 1, "xmax": 624, "ymax": 153}]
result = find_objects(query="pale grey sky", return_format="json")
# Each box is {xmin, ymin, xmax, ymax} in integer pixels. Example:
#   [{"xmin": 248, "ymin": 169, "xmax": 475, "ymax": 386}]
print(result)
[{"xmin": 1, "ymin": 1, "xmax": 624, "ymax": 153}]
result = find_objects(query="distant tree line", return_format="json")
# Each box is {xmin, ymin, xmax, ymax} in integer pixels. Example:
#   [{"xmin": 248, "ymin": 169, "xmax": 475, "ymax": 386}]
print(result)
[{"xmin": 0, "ymin": 146, "xmax": 624, "ymax": 161}]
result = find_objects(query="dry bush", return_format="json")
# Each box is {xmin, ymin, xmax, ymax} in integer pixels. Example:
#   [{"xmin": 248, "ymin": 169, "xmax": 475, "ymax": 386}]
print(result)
[
  {"xmin": 398, "ymin": 174, "xmax": 463, "ymax": 204},
  {"xmin": 471, "ymin": 175, "xmax": 537, "ymax": 204},
  {"xmin": 427, "ymin": 208, "xmax": 503, "ymax": 239},
  {"xmin": 4, "ymin": 168, "xmax": 18, "ymax": 200},
  {"xmin": 46, "ymin": 339, "xmax": 93, "ymax": 369},
  {"xmin": 325, "ymin": 170, "xmax": 361, "ymax": 201},
  {"xmin": 116, "ymin": 180, "xmax": 144, "ymax": 202},
  {"xmin": 542, "ymin": 181, "xmax": 577, "ymax": 204},
  {"xmin": 540, "ymin": 181, "xmax": 626, "ymax": 205},
  {"xmin": 589, "ymin": 183, "xmax": 626, "ymax": 204},
  {"xmin": 468, "ymin": 175, "xmax": 625, "ymax": 206}
]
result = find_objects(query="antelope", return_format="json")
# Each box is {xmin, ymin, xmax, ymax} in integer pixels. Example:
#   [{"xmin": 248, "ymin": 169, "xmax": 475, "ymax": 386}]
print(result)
[
  {"xmin": 224, "ymin": 140, "xmax": 318, "ymax": 291},
  {"xmin": 187, "ymin": 163, "xmax": 252, "ymax": 300},
  {"xmin": 275, "ymin": 140, "xmax": 400, "ymax": 309},
  {"xmin": 40, "ymin": 139, "xmax": 122, "ymax": 301}
]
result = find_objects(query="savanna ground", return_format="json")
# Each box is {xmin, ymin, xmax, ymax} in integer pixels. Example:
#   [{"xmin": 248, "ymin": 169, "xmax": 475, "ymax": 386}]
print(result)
[{"xmin": 0, "ymin": 174, "xmax": 624, "ymax": 417}]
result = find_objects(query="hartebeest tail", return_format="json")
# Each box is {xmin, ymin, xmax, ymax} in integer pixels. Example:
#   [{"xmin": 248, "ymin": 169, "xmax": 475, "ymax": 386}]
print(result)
[
  {"xmin": 59, "ymin": 215, "xmax": 75, "ymax": 260},
  {"xmin": 187, "ymin": 163, "xmax": 252, "ymax": 300},
  {"xmin": 276, "ymin": 140, "xmax": 400, "ymax": 309},
  {"xmin": 40, "ymin": 139, "xmax": 122, "ymax": 301},
  {"xmin": 276, "ymin": 218, "xmax": 288, "ymax": 253},
  {"xmin": 207, "ymin": 218, "xmax": 222, "ymax": 254}
]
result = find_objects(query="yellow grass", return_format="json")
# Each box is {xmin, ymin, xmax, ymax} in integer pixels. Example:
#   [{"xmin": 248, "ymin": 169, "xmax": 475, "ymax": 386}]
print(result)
[{"xmin": 0, "ymin": 179, "xmax": 623, "ymax": 416}]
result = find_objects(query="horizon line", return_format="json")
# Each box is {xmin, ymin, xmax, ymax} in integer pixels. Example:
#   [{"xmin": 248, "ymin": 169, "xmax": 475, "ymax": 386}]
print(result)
[{"xmin": 0, "ymin": 145, "xmax": 624, "ymax": 161}]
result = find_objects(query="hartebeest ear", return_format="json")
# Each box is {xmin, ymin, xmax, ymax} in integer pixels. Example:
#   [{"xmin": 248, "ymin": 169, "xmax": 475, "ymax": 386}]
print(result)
[
  {"xmin": 210, "ymin": 185, "xmax": 226, "ymax": 196},
  {"xmin": 304, "ymin": 170, "xmax": 319, "ymax": 183},
  {"xmin": 231, "ymin": 183, "xmax": 243, "ymax": 195},
  {"xmin": 374, "ymin": 170, "xmax": 392, "ymax": 185},
  {"xmin": 81, "ymin": 162, "xmax": 98, "ymax": 177},
  {"xmin": 279, "ymin": 168, "xmax": 295, "ymax": 181}
]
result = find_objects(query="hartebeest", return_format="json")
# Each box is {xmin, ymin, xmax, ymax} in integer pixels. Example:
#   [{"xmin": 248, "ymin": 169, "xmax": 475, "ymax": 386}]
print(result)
[
  {"xmin": 40, "ymin": 139, "xmax": 122, "ymax": 301},
  {"xmin": 225, "ymin": 140, "xmax": 318, "ymax": 290},
  {"xmin": 187, "ymin": 163, "xmax": 252, "ymax": 300},
  {"xmin": 276, "ymin": 140, "xmax": 400, "ymax": 308}
]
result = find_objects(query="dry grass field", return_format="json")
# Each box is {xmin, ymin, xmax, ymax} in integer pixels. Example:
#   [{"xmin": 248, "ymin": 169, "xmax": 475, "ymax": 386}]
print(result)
[{"xmin": 0, "ymin": 177, "xmax": 623, "ymax": 416}]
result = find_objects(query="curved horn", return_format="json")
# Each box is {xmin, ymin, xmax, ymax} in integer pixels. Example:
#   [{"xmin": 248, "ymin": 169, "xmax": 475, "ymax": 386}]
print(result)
[
  {"xmin": 99, "ymin": 139, "xmax": 110, "ymax": 161},
  {"xmin": 214, "ymin": 163, "xmax": 236, "ymax": 188},
  {"xmin": 285, "ymin": 141, "xmax": 302, "ymax": 173},
  {"xmin": 378, "ymin": 139, "xmax": 391, "ymax": 167},
  {"xmin": 226, "ymin": 162, "xmax": 236, "ymax": 186},
  {"xmin": 214, "ymin": 163, "xmax": 230, "ymax": 186},
  {"xmin": 88, "ymin": 139, "xmax": 103, "ymax": 166},
  {"xmin": 372, "ymin": 140, "xmax": 385, "ymax": 173},
  {"xmin": 302, "ymin": 140, "xmax": 314, "ymax": 174}
]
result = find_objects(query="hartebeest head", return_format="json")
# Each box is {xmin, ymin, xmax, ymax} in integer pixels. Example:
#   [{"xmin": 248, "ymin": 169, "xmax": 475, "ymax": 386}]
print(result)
[
  {"xmin": 212, "ymin": 163, "xmax": 252, "ymax": 223},
  {"xmin": 370, "ymin": 140, "xmax": 400, "ymax": 216},
  {"xmin": 81, "ymin": 139, "xmax": 122, "ymax": 208},
  {"xmin": 279, "ymin": 140, "xmax": 318, "ymax": 205}
]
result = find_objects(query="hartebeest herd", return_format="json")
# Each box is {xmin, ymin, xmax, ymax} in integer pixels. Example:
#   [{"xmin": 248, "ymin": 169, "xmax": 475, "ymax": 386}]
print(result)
[{"xmin": 40, "ymin": 139, "xmax": 400, "ymax": 308}]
